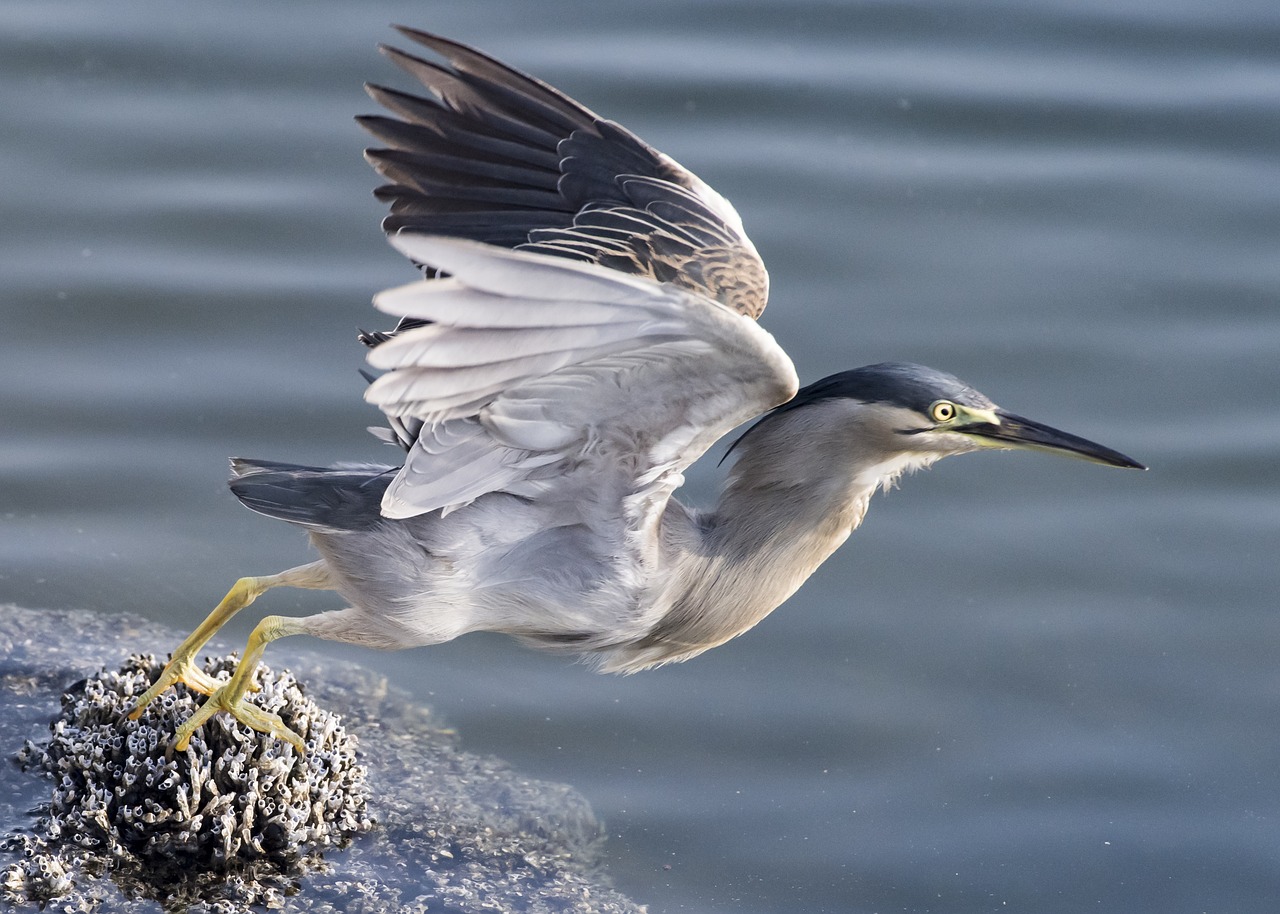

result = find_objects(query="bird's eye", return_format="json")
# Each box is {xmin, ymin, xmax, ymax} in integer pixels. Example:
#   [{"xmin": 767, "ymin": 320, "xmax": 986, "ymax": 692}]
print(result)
[{"xmin": 930, "ymin": 400, "xmax": 957, "ymax": 423}]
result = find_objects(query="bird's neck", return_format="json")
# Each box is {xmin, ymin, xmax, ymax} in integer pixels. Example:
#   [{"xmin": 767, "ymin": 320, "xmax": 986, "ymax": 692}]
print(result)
[
  {"xmin": 698, "ymin": 444, "xmax": 883, "ymax": 606},
  {"xmin": 637, "ymin": 409, "xmax": 928, "ymax": 671},
  {"xmin": 703, "ymin": 401, "xmax": 938, "ymax": 590}
]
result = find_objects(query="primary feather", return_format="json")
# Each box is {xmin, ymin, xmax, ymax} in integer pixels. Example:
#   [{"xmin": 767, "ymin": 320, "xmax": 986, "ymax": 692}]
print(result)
[{"xmin": 361, "ymin": 26, "xmax": 770, "ymax": 320}]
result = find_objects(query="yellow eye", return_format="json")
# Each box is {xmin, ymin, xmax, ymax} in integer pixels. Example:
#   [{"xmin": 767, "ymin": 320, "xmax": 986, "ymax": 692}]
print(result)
[{"xmin": 930, "ymin": 400, "xmax": 957, "ymax": 423}]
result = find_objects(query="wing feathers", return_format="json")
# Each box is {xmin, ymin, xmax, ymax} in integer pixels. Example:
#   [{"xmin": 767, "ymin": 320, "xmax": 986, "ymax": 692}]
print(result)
[
  {"xmin": 368, "ymin": 339, "xmax": 680, "ymax": 409},
  {"xmin": 390, "ymin": 26, "xmax": 596, "ymax": 130},
  {"xmin": 364, "ymin": 238, "xmax": 797, "ymax": 520},
  {"xmin": 362, "ymin": 30, "xmax": 770, "ymax": 318},
  {"xmin": 379, "ymin": 44, "xmax": 566, "ymax": 150},
  {"xmin": 387, "ymin": 232, "xmax": 665, "ymax": 304},
  {"xmin": 383, "ymin": 419, "xmax": 557, "ymax": 520},
  {"xmin": 366, "ymin": 321, "xmax": 673, "ymax": 370},
  {"xmin": 362, "ymin": 85, "xmax": 565, "ymax": 171},
  {"xmin": 373, "ymin": 279, "xmax": 645, "ymax": 328}
]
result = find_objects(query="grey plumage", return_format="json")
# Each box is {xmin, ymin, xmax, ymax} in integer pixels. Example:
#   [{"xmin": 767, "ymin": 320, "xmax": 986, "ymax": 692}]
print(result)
[{"xmin": 130, "ymin": 30, "xmax": 1142, "ymax": 752}]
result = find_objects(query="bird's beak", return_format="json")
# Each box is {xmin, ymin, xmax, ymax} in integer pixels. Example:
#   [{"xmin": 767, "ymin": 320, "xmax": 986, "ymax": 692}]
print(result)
[{"xmin": 962, "ymin": 410, "xmax": 1146, "ymax": 469}]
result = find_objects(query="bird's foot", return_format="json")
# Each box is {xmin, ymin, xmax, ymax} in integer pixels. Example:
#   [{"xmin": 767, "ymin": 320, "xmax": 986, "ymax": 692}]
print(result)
[
  {"xmin": 128, "ymin": 651, "xmax": 225, "ymax": 719},
  {"xmin": 173, "ymin": 675, "xmax": 305, "ymax": 754},
  {"xmin": 130, "ymin": 612, "xmax": 311, "ymax": 753},
  {"xmin": 127, "ymin": 651, "xmax": 281, "ymax": 749}
]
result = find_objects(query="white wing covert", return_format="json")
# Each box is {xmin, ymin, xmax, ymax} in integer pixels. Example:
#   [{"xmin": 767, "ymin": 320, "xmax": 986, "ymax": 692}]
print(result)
[{"xmin": 363, "ymin": 235, "xmax": 798, "ymax": 537}]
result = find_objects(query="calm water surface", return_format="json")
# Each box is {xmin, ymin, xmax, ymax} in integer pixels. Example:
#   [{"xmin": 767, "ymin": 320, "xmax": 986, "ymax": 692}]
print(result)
[{"xmin": 2, "ymin": 1, "xmax": 1278, "ymax": 912}]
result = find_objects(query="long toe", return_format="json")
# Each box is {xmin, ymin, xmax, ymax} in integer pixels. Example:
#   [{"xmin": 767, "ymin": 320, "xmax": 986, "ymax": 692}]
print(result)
[
  {"xmin": 127, "ymin": 654, "xmax": 224, "ymax": 721},
  {"xmin": 173, "ymin": 684, "xmax": 306, "ymax": 754}
]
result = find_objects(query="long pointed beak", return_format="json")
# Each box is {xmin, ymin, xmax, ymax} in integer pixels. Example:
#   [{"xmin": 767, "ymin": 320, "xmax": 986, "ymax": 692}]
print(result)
[{"xmin": 964, "ymin": 411, "xmax": 1146, "ymax": 469}]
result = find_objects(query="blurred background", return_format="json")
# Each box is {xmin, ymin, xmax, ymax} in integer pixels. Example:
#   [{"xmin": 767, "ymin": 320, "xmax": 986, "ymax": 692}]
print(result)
[{"xmin": 2, "ymin": 1, "xmax": 1277, "ymax": 911}]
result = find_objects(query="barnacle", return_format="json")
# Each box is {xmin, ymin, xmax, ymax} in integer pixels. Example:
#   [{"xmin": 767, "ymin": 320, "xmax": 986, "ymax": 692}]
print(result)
[
  {"xmin": 1, "ymin": 606, "xmax": 642, "ymax": 913},
  {"xmin": 6, "ymin": 655, "xmax": 370, "ymax": 906}
]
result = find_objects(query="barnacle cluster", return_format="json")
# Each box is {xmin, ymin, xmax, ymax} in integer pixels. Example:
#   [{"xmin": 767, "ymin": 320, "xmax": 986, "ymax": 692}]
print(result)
[
  {"xmin": 5, "ymin": 653, "xmax": 370, "ymax": 907},
  {"xmin": 1, "ymin": 605, "xmax": 644, "ymax": 913}
]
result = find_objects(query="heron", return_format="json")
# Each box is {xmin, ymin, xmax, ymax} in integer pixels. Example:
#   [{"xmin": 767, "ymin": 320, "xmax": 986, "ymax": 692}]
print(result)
[{"xmin": 129, "ymin": 28, "xmax": 1143, "ymax": 752}]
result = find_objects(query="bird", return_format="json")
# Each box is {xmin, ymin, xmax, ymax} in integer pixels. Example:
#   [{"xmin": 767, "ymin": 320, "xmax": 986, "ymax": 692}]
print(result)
[{"xmin": 128, "ymin": 28, "xmax": 1144, "ymax": 753}]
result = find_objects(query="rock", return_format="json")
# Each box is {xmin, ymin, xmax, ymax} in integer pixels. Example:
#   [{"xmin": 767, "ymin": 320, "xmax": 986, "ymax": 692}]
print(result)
[{"xmin": 0, "ymin": 605, "xmax": 642, "ymax": 913}]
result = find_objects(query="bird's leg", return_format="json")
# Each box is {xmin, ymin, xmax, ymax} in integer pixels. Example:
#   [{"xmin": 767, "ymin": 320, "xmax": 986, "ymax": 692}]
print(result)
[
  {"xmin": 128, "ymin": 561, "xmax": 332, "ymax": 719},
  {"xmin": 173, "ymin": 614, "xmax": 314, "ymax": 752},
  {"xmin": 131, "ymin": 576, "xmax": 270, "ymax": 703}
]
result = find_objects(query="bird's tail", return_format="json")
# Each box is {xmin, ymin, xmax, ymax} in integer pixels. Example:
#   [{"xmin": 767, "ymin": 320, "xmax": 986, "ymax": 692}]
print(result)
[{"xmin": 228, "ymin": 459, "xmax": 397, "ymax": 532}]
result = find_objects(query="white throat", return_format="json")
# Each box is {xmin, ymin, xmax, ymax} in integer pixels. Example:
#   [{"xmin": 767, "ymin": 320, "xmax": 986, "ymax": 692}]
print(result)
[{"xmin": 851, "ymin": 451, "xmax": 941, "ymax": 493}]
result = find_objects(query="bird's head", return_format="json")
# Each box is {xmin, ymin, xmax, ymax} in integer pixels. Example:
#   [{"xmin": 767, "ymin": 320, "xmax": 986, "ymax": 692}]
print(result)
[
  {"xmin": 801, "ymin": 361, "xmax": 1143, "ymax": 466},
  {"xmin": 726, "ymin": 362, "xmax": 1143, "ymax": 491}
]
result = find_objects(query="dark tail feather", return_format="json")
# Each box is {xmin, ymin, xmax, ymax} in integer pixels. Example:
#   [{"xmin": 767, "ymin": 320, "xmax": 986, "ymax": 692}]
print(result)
[{"xmin": 228, "ymin": 459, "xmax": 397, "ymax": 532}]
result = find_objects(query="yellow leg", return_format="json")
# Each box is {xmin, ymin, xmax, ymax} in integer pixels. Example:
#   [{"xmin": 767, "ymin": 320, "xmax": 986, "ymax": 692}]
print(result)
[
  {"xmin": 128, "ymin": 561, "xmax": 332, "ymax": 724},
  {"xmin": 173, "ymin": 614, "xmax": 313, "ymax": 753},
  {"xmin": 130, "ymin": 576, "xmax": 271, "ymax": 709}
]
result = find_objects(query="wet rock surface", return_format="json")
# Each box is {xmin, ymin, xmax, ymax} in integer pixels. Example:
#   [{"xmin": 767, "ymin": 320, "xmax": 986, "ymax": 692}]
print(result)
[
  {"xmin": 7, "ymin": 654, "xmax": 371, "ymax": 908},
  {"xmin": 0, "ymin": 605, "xmax": 643, "ymax": 913}
]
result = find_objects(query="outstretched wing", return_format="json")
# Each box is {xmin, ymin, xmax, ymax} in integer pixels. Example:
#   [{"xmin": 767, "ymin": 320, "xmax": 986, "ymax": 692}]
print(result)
[
  {"xmin": 359, "ymin": 27, "xmax": 769, "ymax": 319},
  {"xmin": 363, "ymin": 236, "xmax": 797, "ymax": 540}
]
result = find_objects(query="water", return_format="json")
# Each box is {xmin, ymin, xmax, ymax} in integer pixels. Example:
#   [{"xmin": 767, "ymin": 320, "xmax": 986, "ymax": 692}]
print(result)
[{"xmin": 2, "ymin": 1, "xmax": 1278, "ymax": 911}]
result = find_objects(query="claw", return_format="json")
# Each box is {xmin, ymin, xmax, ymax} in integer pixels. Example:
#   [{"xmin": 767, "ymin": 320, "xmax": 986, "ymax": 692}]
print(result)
[
  {"xmin": 174, "ymin": 681, "xmax": 305, "ymax": 753},
  {"xmin": 124, "ymin": 567, "xmax": 328, "ymax": 754},
  {"xmin": 168, "ymin": 613, "xmax": 311, "ymax": 753},
  {"xmin": 128, "ymin": 653, "xmax": 224, "ymax": 720}
]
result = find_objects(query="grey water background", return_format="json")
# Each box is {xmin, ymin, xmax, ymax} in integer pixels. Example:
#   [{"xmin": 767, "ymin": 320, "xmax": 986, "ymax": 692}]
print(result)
[{"xmin": 2, "ymin": 1, "xmax": 1276, "ymax": 911}]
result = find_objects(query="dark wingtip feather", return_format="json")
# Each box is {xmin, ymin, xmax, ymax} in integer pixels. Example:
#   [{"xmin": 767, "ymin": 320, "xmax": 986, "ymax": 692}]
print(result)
[
  {"xmin": 363, "ymin": 26, "xmax": 769, "ymax": 323},
  {"xmin": 373, "ymin": 46, "xmax": 422, "ymax": 86},
  {"xmin": 390, "ymin": 25, "xmax": 477, "ymax": 60}
]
